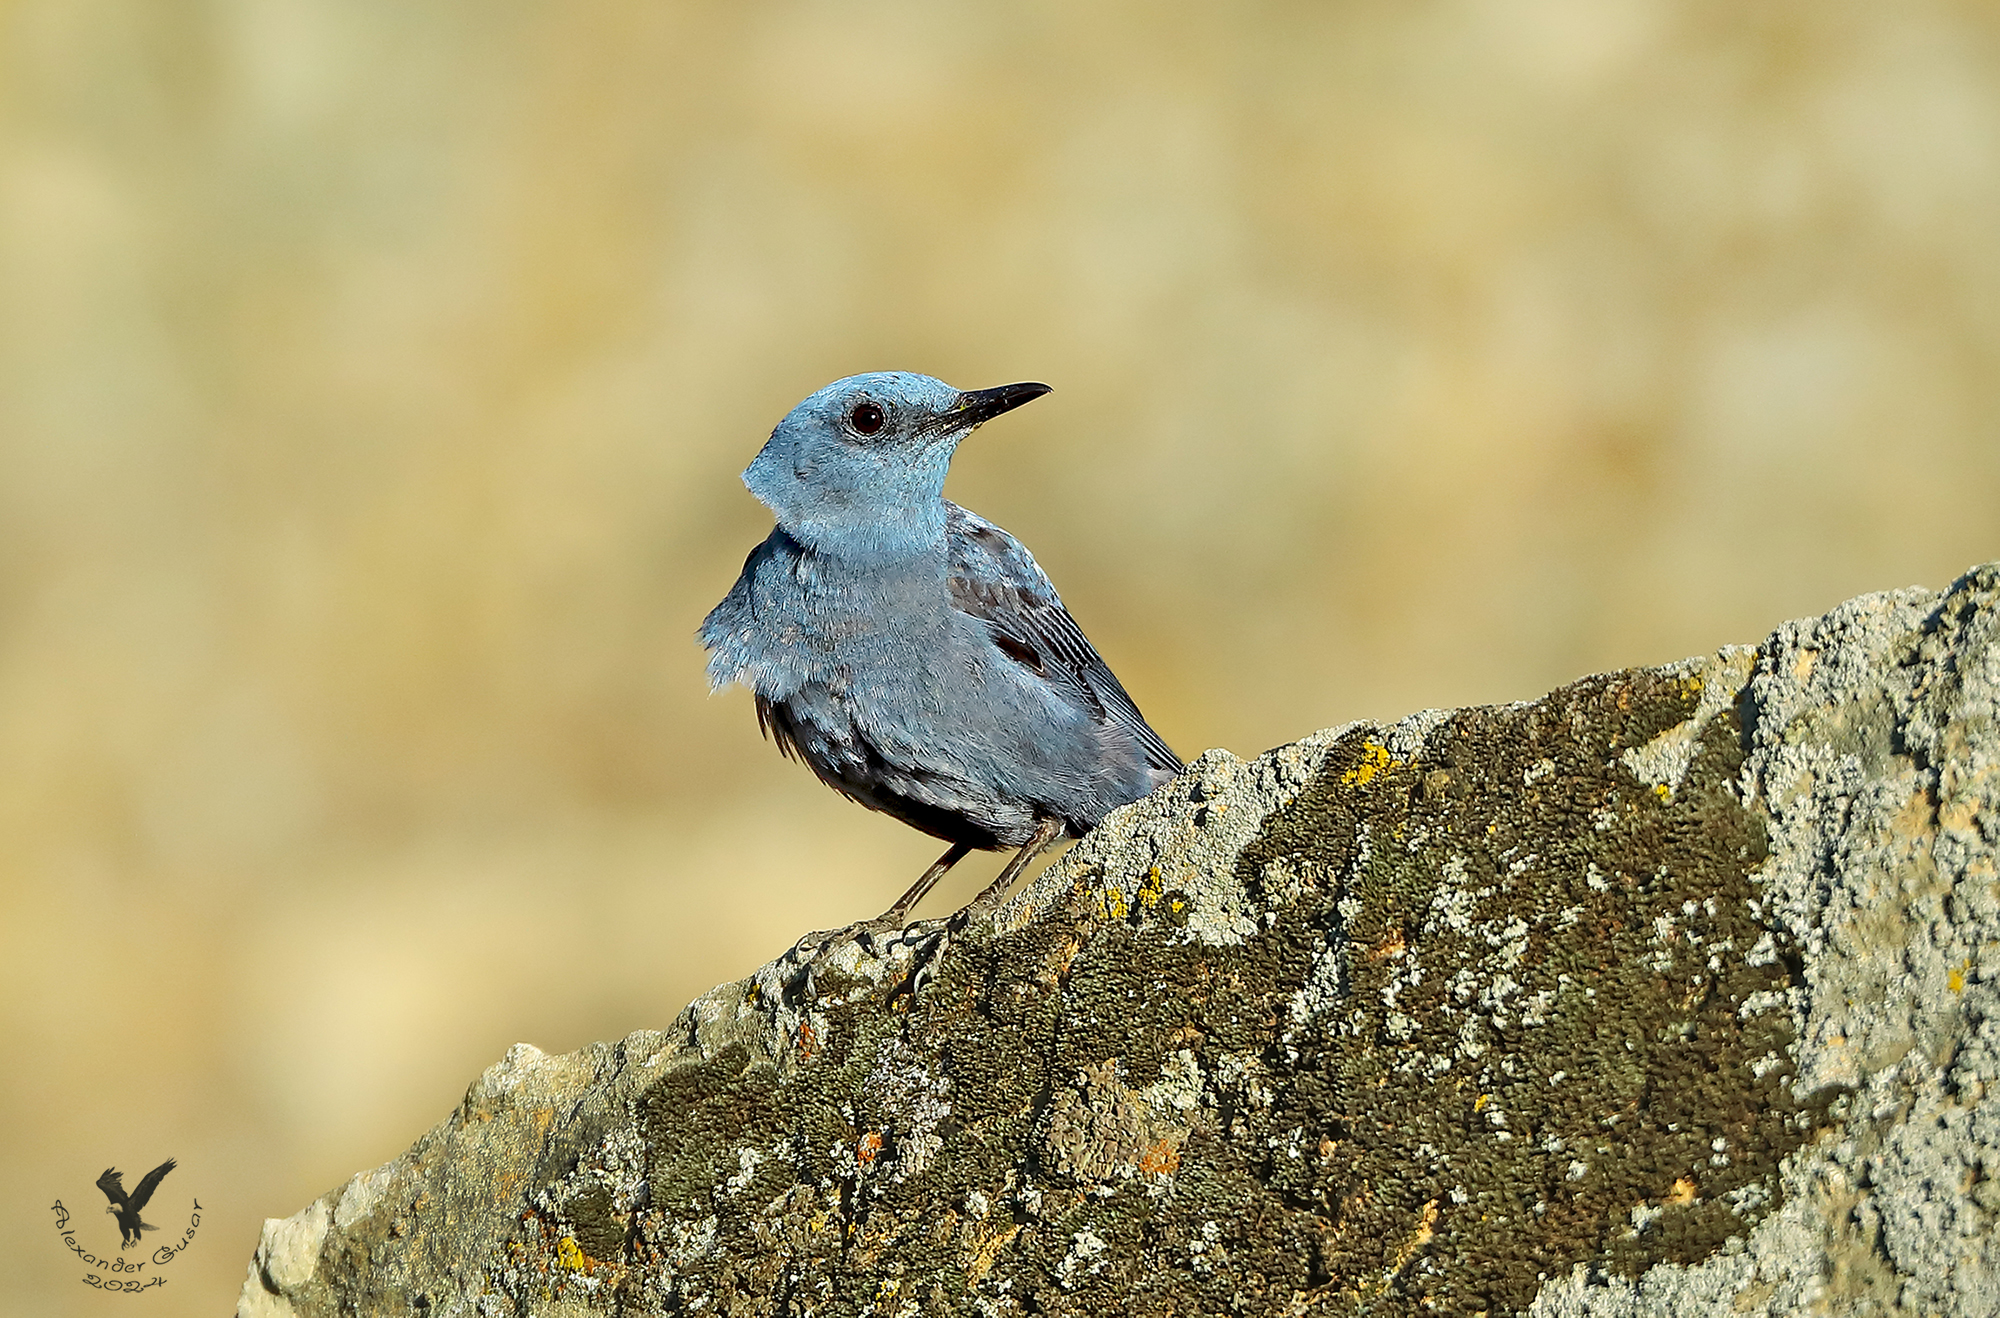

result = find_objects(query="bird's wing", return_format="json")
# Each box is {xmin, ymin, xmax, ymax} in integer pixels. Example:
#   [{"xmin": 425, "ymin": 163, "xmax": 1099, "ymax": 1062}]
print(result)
[
  {"xmin": 945, "ymin": 504, "xmax": 1181, "ymax": 773},
  {"xmin": 96, "ymin": 1168, "xmax": 127, "ymax": 1206},
  {"xmin": 128, "ymin": 1158, "xmax": 176, "ymax": 1211}
]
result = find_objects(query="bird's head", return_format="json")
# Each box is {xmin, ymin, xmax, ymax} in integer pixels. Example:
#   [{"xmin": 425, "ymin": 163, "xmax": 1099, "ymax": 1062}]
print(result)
[{"xmin": 742, "ymin": 371, "xmax": 1050, "ymax": 560}]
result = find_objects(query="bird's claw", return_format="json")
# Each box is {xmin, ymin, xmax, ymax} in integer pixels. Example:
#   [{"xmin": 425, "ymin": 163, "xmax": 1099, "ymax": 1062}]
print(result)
[
  {"xmin": 783, "ymin": 924, "xmax": 854, "ymax": 961},
  {"xmin": 784, "ymin": 917, "xmax": 941, "ymax": 963}
]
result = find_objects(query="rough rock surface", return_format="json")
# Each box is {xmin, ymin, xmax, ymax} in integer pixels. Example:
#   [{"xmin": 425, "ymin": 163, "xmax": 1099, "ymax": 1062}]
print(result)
[{"xmin": 240, "ymin": 565, "xmax": 2000, "ymax": 1318}]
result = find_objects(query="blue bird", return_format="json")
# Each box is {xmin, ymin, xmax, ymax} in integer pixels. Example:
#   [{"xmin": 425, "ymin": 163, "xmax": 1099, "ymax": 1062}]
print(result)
[{"xmin": 701, "ymin": 372, "xmax": 1182, "ymax": 931}]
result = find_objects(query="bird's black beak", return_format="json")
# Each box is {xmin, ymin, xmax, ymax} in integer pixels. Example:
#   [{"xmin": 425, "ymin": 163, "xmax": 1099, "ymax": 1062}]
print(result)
[{"xmin": 953, "ymin": 381, "xmax": 1052, "ymax": 429}]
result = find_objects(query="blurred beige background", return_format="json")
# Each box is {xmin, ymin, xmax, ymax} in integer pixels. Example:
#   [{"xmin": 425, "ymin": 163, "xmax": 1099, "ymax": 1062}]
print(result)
[{"xmin": 4, "ymin": 0, "xmax": 1997, "ymax": 1310}]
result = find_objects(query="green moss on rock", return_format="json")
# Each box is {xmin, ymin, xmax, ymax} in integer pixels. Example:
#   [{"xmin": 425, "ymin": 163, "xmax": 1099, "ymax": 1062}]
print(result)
[
  {"xmin": 497, "ymin": 667, "xmax": 1830, "ymax": 1317},
  {"xmin": 1239, "ymin": 671, "xmax": 1830, "ymax": 1314}
]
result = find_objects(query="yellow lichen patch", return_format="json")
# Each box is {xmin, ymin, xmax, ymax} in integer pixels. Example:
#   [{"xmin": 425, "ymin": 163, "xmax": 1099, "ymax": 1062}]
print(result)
[
  {"xmin": 1137, "ymin": 865, "xmax": 1165, "ymax": 909},
  {"xmin": 555, "ymin": 1236, "xmax": 587, "ymax": 1271},
  {"xmin": 1655, "ymin": 783, "xmax": 1673, "ymax": 802},
  {"xmin": 1370, "ymin": 931, "xmax": 1406, "ymax": 961},
  {"xmin": 1342, "ymin": 742, "xmax": 1396, "ymax": 787},
  {"xmin": 1138, "ymin": 1136, "xmax": 1184, "ymax": 1176},
  {"xmin": 1382, "ymin": 1199, "xmax": 1439, "ymax": 1280},
  {"xmin": 1950, "ymin": 961, "xmax": 1969, "ymax": 994},
  {"xmin": 1940, "ymin": 792, "xmax": 1982, "ymax": 835},
  {"xmin": 1101, "ymin": 887, "xmax": 1130, "ymax": 920},
  {"xmin": 964, "ymin": 1224, "xmax": 1022, "ymax": 1287},
  {"xmin": 1349, "ymin": 1197, "xmax": 1440, "ymax": 1299},
  {"xmin": 1473, "ymin": 1093, "xmax": 1491, "ymax": 1113},
  {"xmin": 1678, "ymin": 674, "xmax": 1706, "ymax": 701},
  {"xmin": 1666, "ymin": 1177, "xmax": 1698, "ymax": 1207}
]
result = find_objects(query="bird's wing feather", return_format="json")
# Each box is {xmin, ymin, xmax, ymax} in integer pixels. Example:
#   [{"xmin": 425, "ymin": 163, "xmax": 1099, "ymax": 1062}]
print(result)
[
  {"xmin": 128, "ymin": 1158, "xmax": 176, "ymax": 1211},
  {"xmin": 946, "ymin": 504, "xmax": 1181, "ymax": 773},
  {"xmin": 96, "ymin": 1168, "xmax": 126, "ymax": 1206}
]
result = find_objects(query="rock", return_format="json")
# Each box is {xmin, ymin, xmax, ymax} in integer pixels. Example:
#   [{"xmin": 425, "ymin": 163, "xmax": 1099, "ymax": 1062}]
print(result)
[{"xmin": 239, "ymin": 565, "xmax": 2000, "ymax": 1318}]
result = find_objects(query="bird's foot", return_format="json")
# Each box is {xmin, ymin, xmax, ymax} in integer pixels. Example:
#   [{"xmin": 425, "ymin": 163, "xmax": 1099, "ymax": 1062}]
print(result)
[
  {"xmin": 783, "ymin": 923, "xmax": 857, "ymax": 961},
  {"xmin": 854, "ymin": 914, "xmax": 951, "ymax": 960},
  {"xmin": 783, "ymin": 916, "xmax": 943, "ymax": 963}
]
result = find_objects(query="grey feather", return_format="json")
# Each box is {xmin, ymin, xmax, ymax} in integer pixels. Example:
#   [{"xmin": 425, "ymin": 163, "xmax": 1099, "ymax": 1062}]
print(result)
[{"xmin": 945, "ymin": 503, "xmax": 1180, "ymax": 775}]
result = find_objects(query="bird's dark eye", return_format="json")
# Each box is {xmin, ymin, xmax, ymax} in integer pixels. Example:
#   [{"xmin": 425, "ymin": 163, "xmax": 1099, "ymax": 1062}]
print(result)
[{"xmin": 849, "ymin": 402, "xmax": 885, "ymax": 435}]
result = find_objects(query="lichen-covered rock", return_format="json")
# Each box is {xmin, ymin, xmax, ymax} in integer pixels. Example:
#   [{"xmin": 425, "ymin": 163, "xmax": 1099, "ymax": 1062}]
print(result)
[{"xmin": 239, "ymin": 565, "xmax": 2000, "ymax": 1318}]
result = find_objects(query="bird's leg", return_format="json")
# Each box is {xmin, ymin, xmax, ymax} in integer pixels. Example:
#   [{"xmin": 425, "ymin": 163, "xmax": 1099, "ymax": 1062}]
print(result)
[
  {"xmin": 786, "ymin": 842, "xmax": 972, "ymax": 958},
  {"xmin": 956, "ymin": 816, "xmax": 1067, "ymax": 919},
  {"xmin": 866, "ymin": 841, "xmax": 974, "ymax": 931}
]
